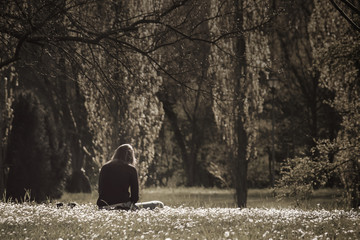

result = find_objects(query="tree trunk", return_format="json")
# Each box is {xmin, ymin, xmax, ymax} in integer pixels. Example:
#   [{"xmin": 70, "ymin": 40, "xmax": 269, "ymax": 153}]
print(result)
[
  {"xmin": 235, "ymin": 122, "xmax": 248, "ymax": 208},
  {"xmin": 0, "ymin": 113, "xmax": 4, "ymax": 196},
  {"xmin": 66, "ymin": 169, "xmax": 91, "ymax": 193},
  {"xmin": 0, "ymin": 72, "xmax": 14, "ymax": 197},
  {"xmin": 234, "ymin": 0, "xmax": 248, "ymax": 208},
  {"xmin": 58, "ymin": 57, "xmax": 91, "ymax": 193},
  {"xmin": 0, "ymin": 76, "xmax": 6, "ymax": 196},
  {"xmin": 0, "ymin": 144, "xmax": 4, "ymax": 197},
  {"xmin": 158, "ymin": 92, "xmax": 193, "ymax": 185}
]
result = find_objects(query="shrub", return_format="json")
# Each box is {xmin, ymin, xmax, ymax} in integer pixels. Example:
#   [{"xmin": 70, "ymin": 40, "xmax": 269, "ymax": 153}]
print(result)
[{"xmin": 5, "ymin": 91, "xmax": 68, "ymax": 202}]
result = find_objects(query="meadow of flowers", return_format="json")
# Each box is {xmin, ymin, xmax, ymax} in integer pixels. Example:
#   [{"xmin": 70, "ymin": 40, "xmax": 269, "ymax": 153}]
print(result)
[{"xmin": 0, "ymin": 201, "xmax": 359, "ymax": 240}]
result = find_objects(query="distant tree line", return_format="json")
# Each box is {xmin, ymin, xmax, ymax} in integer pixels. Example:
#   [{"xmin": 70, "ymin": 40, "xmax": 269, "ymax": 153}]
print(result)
[{"xmin": 0, "ymin": 0, "xmax": 359, "ymax": 208}]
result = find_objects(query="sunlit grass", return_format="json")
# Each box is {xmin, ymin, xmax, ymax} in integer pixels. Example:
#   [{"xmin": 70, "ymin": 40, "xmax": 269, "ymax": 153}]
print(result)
[
  {"xmin": 60, "ymin": 187, "xmax": 346, "ymax": 210},
  {"xmin": 1, "ymin": 188, "xmax": 357, "ymax": 239}
]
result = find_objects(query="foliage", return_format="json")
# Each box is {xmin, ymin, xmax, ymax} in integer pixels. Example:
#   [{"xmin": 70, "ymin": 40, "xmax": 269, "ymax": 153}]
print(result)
[
  {"xmin": 275, "ymin": 0, "xmax": 360, "ymax": 209},
  {"xmin": 1, "ymin": 0, "xmax": 358, "ymax": 209},
  {"xmin": 146, "ymin": 119, "xmax": 184, "ymax": 187},
  {"xmin": 313, "ymin": 22, "xmax": 360, "ymax": 209},
  {"xmin": 247, "ymin": 156, "xmax": 270, "ymax": 188},
  {"xmin": 329, "ymin": 0, "xmax": 360, "ymax": 33},
  {"xmin": 208, "ymin": 0, "xmax": 270, "ymax": 206},
  {"xmin": 153, "ymin": 0, "xmax": 223, "ymax": 187},
  {"xmin": 276, "ymin": 155, "xmax": 331, "ymax": 203},
  {"xmin": 209, "ymin": 2, "xmax": 269, "ymax": 161},
  {"xmin": 73, "ymin": 0, "xmax": 165, "ymax": 187},
  {"xmin": 307, "ymin": 0, "xmax": 359, "ymax": 208},
  {"xmin": 202, "ymin": 142, "xmax": 233, "ymax": 188},
  {"xmin": 5, "ymin": 92, "xmax": 68, "ymax": 202},
  {"xmin": 266, "ymin": 0, "xmax": 339, "ymax": 163},
  {"xmin": 1, "ymin": 0, "xmax": 169, "ymax": 191}
]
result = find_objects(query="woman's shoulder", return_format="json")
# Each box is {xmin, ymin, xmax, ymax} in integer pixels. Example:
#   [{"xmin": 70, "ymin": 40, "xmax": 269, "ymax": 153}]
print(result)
[
  {"xmin": 100, "ymin": 160, "xmax": 117, "ymax": 171},
  {"xmin": 101, "ymin": 161, "xmax": 113, "ymax": 168},
  {"xmin": 102, "ymin": 161, "xmax": 136, "ymax": 170},
  {"xmin": 122, "ymin": 163, "xmax": 137, "ymax": 171}
]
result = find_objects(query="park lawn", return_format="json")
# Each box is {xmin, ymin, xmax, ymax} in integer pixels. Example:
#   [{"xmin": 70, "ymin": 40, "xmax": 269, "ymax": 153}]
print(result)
[
  {"xmin": 61, "ymin": 187, "xmax": 346, "ymax": 209},
  {"xmin": 0, "ymin": 188, "xmax": 358, "ymax": 239}
]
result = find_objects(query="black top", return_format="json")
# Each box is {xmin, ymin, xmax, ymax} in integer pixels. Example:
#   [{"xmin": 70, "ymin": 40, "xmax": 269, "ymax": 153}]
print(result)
[{"xmin": 96, "ymin": 161, "xmax": 139, "ymax": 207}]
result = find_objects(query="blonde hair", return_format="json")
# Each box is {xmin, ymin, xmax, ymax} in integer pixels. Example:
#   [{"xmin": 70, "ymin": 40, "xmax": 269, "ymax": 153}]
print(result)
[{"xmin": 111, "ymin": 144, "xmax": 136, "ymax": 165}]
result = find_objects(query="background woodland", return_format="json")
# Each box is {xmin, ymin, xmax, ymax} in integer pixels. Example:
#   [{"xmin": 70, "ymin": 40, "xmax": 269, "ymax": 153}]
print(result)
[{"xmin": 0, "ymin": 0, "xmax": 359, "ymax": 208}]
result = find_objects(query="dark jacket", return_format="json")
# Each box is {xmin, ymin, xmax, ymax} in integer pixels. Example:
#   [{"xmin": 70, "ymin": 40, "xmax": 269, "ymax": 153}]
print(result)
[{"xmin": 96, "ymin": 161, "xmax": 139, "ymax": 207}]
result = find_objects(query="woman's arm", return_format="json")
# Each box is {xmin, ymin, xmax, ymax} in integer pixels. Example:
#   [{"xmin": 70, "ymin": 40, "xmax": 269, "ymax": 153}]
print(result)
[
  {"xmin": 130, "ymin": 167, "xmax": 139, "ymax": 203},
  {"xmin": 96, "ymin": 167, "xmax": 106, "ymax": 207}
]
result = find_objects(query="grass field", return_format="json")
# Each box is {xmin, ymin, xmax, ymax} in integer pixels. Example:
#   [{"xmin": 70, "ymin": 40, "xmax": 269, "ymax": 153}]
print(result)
[
  {"xmin": 0, "ymin": 188, "xmax": 359, "ymax": 239},
  {"xmin": 60, "ymin": 187, "xmax": 346, "ymax": 210}
]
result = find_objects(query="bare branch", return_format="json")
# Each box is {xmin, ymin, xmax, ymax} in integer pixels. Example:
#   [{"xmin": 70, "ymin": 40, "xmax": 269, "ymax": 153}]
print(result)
[
  {"xmin": 340, "ymin": 0, "xmax": 360, "ymax": 15},
  {"xmin": 330, "ymin": 0, "xmax": 360, "ymax": 32}
]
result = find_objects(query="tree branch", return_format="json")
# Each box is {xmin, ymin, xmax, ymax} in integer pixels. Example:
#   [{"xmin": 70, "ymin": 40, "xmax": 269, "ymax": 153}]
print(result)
[
  {"xmin": 330, "ymin": 0, "xmax": 360, "ymax": 32},
  {"xmin": 340, "ymin": 0, "xmax": 360, "ymax": 15},
  {"xmin": 0, "ymin": 31, "xmax": 29, "ymax": 69}
]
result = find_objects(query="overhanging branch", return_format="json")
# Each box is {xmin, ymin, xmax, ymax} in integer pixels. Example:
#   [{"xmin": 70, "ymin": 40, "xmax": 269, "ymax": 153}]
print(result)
[{"xmin": 330, "ymin": 0, "xmax": 360, "ymax": 32}]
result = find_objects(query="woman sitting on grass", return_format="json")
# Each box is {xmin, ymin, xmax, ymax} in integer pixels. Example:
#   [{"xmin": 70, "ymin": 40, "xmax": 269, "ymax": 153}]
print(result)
[{"xmin": 97, "ymin": 144, "xmax": 164, "ymax": 210}]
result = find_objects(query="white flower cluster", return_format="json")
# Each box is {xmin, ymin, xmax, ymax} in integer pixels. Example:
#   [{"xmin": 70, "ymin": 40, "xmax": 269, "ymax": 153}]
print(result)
[{"xmin": 0, "ymin": 202, "xmax": 359, "ymax": 239}]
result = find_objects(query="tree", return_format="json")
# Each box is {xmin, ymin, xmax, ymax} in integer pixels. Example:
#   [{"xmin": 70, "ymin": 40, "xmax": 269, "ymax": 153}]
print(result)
[
  {"xmin": 4, "ymin": 0, "xmax": 252, "ymax": 191},
  {"xmin": 5, "ymin": 92, "xmax": 67, "ymax": 202},
  {"xmin": 157, "ymin": 83, "xmax": 219, "ymax": 187},
  {"xmin": 276, "ymin": 0, "xmax": 360, "ymax": 208},
  {"xmin": 0, "ymin": 67, "xmax": 16, "ymax": 196},
  {"xmin": 267, "ymin": 0, "xmax": 339, "ymax": 154},
  {"xmin": 0, "ymin": 0, "xmax": 194, "ymax": 194},
  {"xmin": 262, "ymin": 1, "xmax": 344, "ymax": 192},
  {"xmin": 208, "ymin": 0, "xmax": 270, "ymax": 207},
  {"xmin": 74, "ymin": 0, "xmax": 166, "ymax": 187},
  {"xmin": 154, "ymin": 0, "xmax": 217, "ymax": 186},
  {"xmin": 310, "ymin": 0, "xmax": 360, "ymax": 208}
]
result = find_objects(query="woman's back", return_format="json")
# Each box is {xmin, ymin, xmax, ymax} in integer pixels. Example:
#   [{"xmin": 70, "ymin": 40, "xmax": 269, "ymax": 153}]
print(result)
[{"xmin": 97, "ymin": 161, "xmax": 139, "ymax": 207}]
